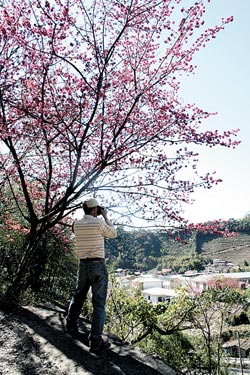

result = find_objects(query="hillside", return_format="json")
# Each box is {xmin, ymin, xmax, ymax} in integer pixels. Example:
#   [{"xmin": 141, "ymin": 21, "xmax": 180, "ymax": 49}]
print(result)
[
  {"xmin": 106, "ymin": 227, "xmax": 250, "ymax": 271},
  {"xmin": 106, "ymin": 224, "xmax": 250, "ymax": 272},
  {"xmin": 196, "ymin": 231, "xmax": 250, "ymax": 265},
  {"xmin": 0, "ymin": 302, "xmax": 183, "ymax": 375}
]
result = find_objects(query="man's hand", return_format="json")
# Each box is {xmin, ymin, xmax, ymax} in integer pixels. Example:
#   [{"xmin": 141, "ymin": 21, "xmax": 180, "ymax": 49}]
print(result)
[{"xmin": 101, "ymin": 207, "xmax": 108, "ymax": 220}]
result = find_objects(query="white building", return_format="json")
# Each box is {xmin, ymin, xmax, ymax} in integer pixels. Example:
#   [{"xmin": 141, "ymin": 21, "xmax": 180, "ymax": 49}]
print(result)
[
  {"xmin": 132, "ymin": 275, "xmax": 163, "ymax": 290},
  {"xmin": 142, "ymin": 287, "xmax": 176, "ymax": 305}
]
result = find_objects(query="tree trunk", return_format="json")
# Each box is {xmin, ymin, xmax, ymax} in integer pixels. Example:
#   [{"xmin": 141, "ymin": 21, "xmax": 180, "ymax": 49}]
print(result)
[{"xmin": 6, "ymin": 230, "xmax": 42, "ymax": 300}]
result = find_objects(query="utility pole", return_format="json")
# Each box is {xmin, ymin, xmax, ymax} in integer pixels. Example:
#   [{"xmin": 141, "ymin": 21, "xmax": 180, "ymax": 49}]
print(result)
[{"xmin": 236, "ymin": 331, "xmax": 244, "ymax": 375}]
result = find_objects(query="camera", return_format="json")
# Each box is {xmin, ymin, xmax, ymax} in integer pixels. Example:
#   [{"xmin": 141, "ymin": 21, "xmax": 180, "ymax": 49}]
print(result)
[{"xmin": 97, "ymin": 206, "xmax": 104, "ymax": 216}]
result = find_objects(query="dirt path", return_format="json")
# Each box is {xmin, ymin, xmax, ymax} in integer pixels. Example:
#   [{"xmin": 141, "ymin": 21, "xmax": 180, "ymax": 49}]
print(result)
[{"xmin": 0, "ymin": 303, "xmax": 182, "ymax": 375}]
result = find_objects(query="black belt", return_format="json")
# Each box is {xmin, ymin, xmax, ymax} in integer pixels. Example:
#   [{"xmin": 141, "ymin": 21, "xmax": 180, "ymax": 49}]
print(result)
[{"xmin": 80, "ymin": 258, "xmax": 104, "ymax": 262}]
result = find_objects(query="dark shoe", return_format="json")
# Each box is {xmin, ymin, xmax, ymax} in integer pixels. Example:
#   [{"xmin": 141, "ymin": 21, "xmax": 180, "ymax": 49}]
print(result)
[
  {"xmin": 66, "ymin": 319, "xmax": 78, "ymax": 335},
  {"xmin": 89, "ymin": 337, "xmax": 111, "ymax": 354}
]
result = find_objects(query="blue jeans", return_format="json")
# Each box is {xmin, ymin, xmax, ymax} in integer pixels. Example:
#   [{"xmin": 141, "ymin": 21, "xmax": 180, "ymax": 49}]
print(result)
[{"xmin": 67, "ymin": 259, "xmax": 108, "ymax": 341}]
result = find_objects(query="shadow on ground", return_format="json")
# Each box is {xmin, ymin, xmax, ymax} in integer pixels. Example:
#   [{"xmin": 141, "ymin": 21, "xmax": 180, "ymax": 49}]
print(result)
[{"xmin": 0, "ymin": 303, "xmax": 183, "ymax": 375}]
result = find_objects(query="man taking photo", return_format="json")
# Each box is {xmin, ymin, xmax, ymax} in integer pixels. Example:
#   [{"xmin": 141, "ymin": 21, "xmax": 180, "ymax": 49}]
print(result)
[{"xmin": 66, "ymin": 198, "xmax": 117, "ymax": 354}]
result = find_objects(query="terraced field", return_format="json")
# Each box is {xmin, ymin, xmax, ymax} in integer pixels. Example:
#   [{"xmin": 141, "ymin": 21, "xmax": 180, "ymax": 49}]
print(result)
[{"xmin": 199, "ymin": 232, "xmax": 250, "ymax": 265}]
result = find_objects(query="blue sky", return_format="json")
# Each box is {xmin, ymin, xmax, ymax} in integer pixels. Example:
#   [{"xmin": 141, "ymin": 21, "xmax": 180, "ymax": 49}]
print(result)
[{"xmin": 180, "ymin": 0, "xmax": 250, "ymax": 223}]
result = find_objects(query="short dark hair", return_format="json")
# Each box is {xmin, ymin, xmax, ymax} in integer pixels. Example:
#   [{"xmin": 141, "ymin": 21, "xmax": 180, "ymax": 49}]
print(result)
[{"xmin": 83, "ymin": 203, "xmax": 95, "ymax": 215}]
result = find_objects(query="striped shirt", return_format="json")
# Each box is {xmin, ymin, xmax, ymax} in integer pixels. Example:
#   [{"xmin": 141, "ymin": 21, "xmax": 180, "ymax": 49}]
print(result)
[{"xmin": 73, "ymin": 215, "xmax": 117, "ymax": 259}]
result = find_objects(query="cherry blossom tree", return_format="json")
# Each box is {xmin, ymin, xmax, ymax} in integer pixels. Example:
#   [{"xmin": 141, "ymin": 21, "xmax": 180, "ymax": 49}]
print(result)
[{"xmin": 0, "ymin": 0, "xmax": 238, "ymax": 297}]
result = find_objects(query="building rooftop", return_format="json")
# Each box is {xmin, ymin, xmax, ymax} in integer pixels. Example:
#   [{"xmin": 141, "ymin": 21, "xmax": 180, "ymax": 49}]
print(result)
[
  {"xmin": 142, "ymin": 287, "xmax": 176, "ymax": 297},
  {"xmin": 223, "ymin": 339, "xmax": 250, "ymax": 351},
  {"xmin": 191, "ymin": 271, "xmax": 250, "ymax": 283}
]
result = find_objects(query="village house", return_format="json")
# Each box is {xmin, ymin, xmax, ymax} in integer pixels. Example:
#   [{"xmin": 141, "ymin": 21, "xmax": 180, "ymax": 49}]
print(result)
[
  {"xmin": 188, "ymin": 272, "xmax": 250, "ymax": 296},
  {"xmin": 131, "ymin": 275, "xmax": 163, "ymax": 290},
  {"xmin": 142, "ymin": 287, "xmax": 176, "ymax": 305},
  {"xmin": 114, "ymin": 269, "xmax": 250, "ymax": 305},
  {"xmin": 223, "ymin": 338, "xmax": 250, "ymax": 359}
]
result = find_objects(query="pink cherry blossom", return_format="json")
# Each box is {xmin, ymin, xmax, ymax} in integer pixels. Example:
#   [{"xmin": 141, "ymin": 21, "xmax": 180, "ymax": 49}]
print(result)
[{"xmin": 0, "ymin": 0, "xmax": 239, "ymax": 294}]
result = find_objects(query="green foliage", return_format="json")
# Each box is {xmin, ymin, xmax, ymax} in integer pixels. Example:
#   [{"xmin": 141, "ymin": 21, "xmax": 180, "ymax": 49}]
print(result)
[
  {"xmin": 139, "ymin": 332, "xmax": 196, "ymax": 373},
  {"xmin": 226, "ymin": 216, "xmax": 250, "ymax": 233},
  {"xmin": 0, "ymin": 225, "xmax": 27, "ymax": 295},
  {"xmin": 105, "ymin": 283, "xmax": 247, "ymax": 374},
  {"xmin": 106, "ymin": 227, "xmax": 165, "ymax": 271},
  {"xmin": 106, "ymin": 277, "xmax": 155, "ymax": 341},
  {"xmin": 105, "ymin": 227, "xmax": 201, "ymax": 272},
  {"xmin": 159, "ymin": 254, "xmax": 210, "ymax": 274},
  {"xmin": 140, "ymin": 332, "xmax": 227, "ymax": 374},
  {"xmin": 246, "ymin": 288, "xmax": 250, "ymax": 312},
  {"xmin": 36, "ymin": 236, "xmax": 78, "ymax": 307},
  {"xmin": 186, "ymin": 288, "xmax": 249, "ymax": 375},
  {"xmin": 106, "ymin": 279, "xmax": 195, "ymax": 343},
  {"xmin": 0, "ymin": 208, "xmax": 78, "ymax": 305}
]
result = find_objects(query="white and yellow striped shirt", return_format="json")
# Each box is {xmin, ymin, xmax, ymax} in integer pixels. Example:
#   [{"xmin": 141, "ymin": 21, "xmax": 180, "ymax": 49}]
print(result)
[{"xmin": 73, "ymin": 215, "xmax": 117, "ymax": 259}]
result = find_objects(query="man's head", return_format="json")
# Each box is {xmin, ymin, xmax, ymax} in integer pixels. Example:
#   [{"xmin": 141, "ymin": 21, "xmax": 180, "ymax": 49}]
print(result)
[{"xmin": 82, "ymin": 198, "xmax": 103, "ymax": 216}]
